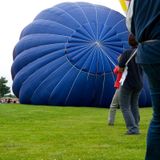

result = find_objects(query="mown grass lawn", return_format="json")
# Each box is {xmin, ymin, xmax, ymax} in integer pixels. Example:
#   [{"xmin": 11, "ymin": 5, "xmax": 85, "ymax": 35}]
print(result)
[{"xmin": 0, "ymin": 104, "xmax": 152, "ymax": 160}]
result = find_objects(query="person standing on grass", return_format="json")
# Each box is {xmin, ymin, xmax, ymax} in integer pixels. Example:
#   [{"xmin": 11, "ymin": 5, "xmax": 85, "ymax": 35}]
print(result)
[
  {"xmin": 126, "ymin": 0, "xmax": 160, "ymax": 159},
  {"xmin": 108, "ymin": 55, "xmax": 123, "ymax": 126},
  {"xmin": 118, "ymin": 33, "xmax": 143, "ymax": 135}
]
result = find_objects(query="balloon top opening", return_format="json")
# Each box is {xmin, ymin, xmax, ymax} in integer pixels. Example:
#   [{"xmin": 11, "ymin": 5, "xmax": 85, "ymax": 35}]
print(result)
[{"xmin": 95, "ymin": 41, "xmax": 101, "ymax": 47}]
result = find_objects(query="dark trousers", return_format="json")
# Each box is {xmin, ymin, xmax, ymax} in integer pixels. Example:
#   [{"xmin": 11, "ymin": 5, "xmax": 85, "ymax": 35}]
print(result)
[
  {"xmin": 119, "ymin": 86, "xmax": 141, "ymax": 133},
  {"xmin": 142, "ymin": 64, "xmax": 160, "ymax": 160}
]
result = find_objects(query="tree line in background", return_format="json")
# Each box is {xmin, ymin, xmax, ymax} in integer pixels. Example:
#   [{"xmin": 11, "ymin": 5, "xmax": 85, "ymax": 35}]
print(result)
[{"xmin": 0, "ymin": 76, "xmax": 11, "ymax": 98}]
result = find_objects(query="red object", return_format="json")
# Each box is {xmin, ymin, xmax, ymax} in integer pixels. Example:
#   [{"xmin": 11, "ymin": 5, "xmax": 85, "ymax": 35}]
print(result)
[{"xmin": 113, "ymin": 66, "xmax": 122, "ymax": 89}]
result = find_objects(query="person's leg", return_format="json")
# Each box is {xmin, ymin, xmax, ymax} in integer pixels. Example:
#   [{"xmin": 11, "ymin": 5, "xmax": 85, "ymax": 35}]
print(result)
[
  {"xmin": 142, "ymin": 64, "xmax": 160, "ymax": 160},
  {"xmin": 130, "ymin": 89, "xmax": 141, "ymax": 128},
  {"xmin": 119, "ymin": 87, "xmax": 139, "ymax": 134},
  {"xmin": 108, "ymin": 89, "xmax": 119, "ymax": 125}
]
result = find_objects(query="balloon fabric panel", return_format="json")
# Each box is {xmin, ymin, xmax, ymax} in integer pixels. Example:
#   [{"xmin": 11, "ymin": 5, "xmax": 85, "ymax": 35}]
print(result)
[{"xmin": 11, "ymin": 2, "xmax": 151, "ymax": 107}]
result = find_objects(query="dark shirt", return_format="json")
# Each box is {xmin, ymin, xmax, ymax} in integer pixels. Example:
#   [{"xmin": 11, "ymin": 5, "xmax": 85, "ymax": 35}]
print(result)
[
  {"xmin": 130, "ymin": 0, "xmax": 160, "ymax": 64},
  {"xmin": 119, "ymin": 48, "xmax": 143, "ymax": 90}
]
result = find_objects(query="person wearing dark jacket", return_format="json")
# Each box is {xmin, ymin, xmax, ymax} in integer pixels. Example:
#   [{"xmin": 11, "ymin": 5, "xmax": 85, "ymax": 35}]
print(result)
[
  {"xmin": 126, "ymin": 0, "xmax": 160, "ymax": 159},
  {"xmin": 119, "ymin": 33, "xmax": 143, "ymax": 135}
]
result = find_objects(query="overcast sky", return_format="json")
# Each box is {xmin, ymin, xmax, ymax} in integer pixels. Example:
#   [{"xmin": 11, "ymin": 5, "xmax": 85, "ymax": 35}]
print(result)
[{"xmin": 0, "ymin": 0, "xmax": 124, "ymax": 93}]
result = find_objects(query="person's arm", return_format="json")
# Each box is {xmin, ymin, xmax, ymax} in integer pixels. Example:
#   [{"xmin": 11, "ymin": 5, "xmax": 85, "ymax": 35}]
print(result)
[
  {"xmin": 118, "ymin": 67, "xmax": 124, "ymax": 72},
  {"xmin": 113, "ymin": 66, "xmax": 119, "ymax": 74},
  {"xmin": 114, "ymin": 66, "xmax": 124, "ymax": 74}
]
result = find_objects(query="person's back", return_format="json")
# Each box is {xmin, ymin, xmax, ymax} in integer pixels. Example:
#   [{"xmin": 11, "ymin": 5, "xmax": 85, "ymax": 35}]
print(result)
[
  {"xmin": 127, "ymin": 0, "xmax": 160, "ymax": 64},
  {"xmin": 119, "ymin": 48, "xmax": 143, "ymax": 90},
  {"xmin": 129, "ymin": 0, "xmax": 160, "ymax": 41}
]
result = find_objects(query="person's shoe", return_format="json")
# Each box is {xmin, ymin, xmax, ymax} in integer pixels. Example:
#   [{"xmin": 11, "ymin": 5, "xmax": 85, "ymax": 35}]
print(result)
[
  {"xmin": 108, "ymin": 122, "xmax": 114, "ymax": 126},
  {"xmin": 125, "ymin": 131, "xmax": 140, "ymax": 135}
]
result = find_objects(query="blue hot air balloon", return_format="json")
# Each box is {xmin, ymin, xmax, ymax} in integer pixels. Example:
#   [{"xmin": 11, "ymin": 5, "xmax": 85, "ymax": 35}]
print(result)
[{"xmin": 11, "ymin": 2, "xmax": 151, "ymax": 107}]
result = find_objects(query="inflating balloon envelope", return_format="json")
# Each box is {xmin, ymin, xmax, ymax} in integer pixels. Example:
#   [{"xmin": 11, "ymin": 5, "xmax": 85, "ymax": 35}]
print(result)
[{"xmin": 11, "ymin": 2, "xmax": 151, "ymax": 107}]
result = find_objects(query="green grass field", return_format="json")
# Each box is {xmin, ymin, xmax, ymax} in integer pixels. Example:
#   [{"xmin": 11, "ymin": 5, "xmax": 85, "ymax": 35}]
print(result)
[{"xmin": 0, "ymin": 104, "xmax": 152, "ymax": 160}]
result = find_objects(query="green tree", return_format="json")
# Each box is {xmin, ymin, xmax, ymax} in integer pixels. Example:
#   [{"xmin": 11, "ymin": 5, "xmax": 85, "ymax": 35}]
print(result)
[{"xmin": 0, "ymin": 76, "xmax": 10, "ymax": 97}]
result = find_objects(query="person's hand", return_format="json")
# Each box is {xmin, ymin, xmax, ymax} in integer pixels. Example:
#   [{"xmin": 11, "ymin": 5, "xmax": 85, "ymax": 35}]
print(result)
[{"xmin": 119, "ymin": 67, "xmax": 124, "ymax": 72}]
